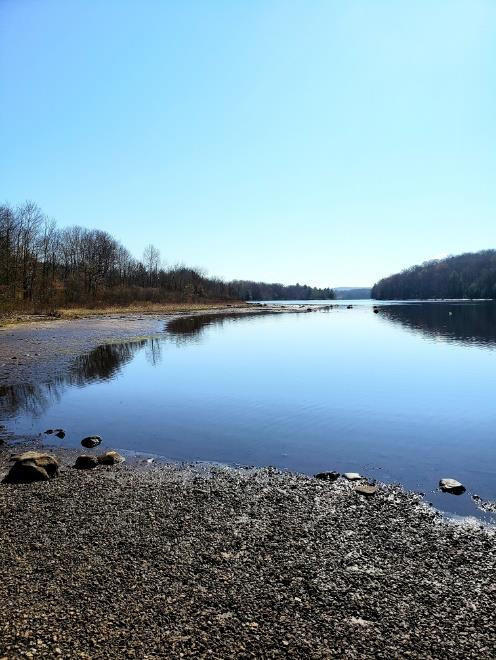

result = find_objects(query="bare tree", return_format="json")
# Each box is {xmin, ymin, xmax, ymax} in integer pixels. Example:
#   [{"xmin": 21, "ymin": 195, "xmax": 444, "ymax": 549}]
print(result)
[{"xmin": 143, "ymin": 244, "xmax": 161, "ymax": 286}]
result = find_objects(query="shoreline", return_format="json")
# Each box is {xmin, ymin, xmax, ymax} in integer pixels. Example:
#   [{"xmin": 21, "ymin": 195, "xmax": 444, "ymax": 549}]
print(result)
[
  {"xmin": 0, "ymin": 443, "xmax": 495, "ymax": 657},
  {"xmin": 0, "ymin": 303, "xmax": 333, "ymax": 387}
]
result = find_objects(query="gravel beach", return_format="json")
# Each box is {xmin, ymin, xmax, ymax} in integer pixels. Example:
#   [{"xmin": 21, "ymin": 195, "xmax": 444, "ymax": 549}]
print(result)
[{"xmin": 0, "ymin": 447, "xmax": 494, "ymax": 659}]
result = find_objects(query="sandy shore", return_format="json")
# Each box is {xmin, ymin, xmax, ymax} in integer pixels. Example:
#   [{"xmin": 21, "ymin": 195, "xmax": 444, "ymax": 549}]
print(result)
[{"xmin": 0, "ymin": 445, "xmax": 494, "ymax": 658}]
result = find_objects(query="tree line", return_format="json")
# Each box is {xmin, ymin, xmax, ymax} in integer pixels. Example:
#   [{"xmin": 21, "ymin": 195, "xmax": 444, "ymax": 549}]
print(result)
[
  {"xmin": 372, "ymin": 250, "xmax": 496, "ymax": 300},
  {"xmin": 0, "ymin": 201, "xmax": 335, "ymax": 309}
]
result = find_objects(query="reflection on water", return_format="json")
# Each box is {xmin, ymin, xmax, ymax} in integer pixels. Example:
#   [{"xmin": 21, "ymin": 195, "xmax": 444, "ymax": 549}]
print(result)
[
  {"xmin": 71, "ymin": 341, "xmax": 148, "ymax": 383},
  {"xmin": 0, "ymin": 314, "xmax": 265, "ymax": 418},
  {"xmin": 166, "ymin": 313, "xmax": 268, "ymax": 341},
  {"xmin": 3, "ymin": 303, "xmax": 496, "ymax": 521},
  {"xmin": 377, "ymin": 301, "xmax": 496, "ymax": 348},
  {"xmin": 0, "ymin": 339, "xmax": 160, "ymax": 419},
  {"xmin": 0, "ymin": 382, "xmax": 65, "ymax": 419}
]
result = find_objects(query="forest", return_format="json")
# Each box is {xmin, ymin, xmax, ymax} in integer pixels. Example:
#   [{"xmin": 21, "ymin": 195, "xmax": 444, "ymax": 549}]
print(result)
[
  {"xmin": 0, "ymin": 201, "xmax": 335, "ymax": 310},
  {"xmin": 372, "ymin": 251, "xmax": 496, "ymax": 300}
]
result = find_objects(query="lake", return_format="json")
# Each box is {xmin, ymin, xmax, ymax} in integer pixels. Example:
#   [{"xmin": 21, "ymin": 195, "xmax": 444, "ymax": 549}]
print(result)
[{"xmin": 3, "ymin": 300, "xmax": 496, "ymax": 521}]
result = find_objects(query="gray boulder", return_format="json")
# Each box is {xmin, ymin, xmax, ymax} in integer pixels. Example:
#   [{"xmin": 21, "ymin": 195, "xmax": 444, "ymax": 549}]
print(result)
[
  {"xmin": 6, "ymin": 460, "xmax": 49, "ymax": 483},
  {"xmin": 315, "ymin": 471, "xmax": 340, "ymax": 482},
  {"xmin": 97, "ymin": 451, "xmax": 124, "ymax": 465},
  {"xmin": 75, "ymin": 455, "xmax": 98, "ymax": 470},
  {"xmin": 81, "ymin": 435, "xmax": 102, "ymax": 448},
  {"xmin": 439, "ymin": 478, "xmax": 465, "ymax": 495},
  {"xmin": 11, "ymin": 451, "xmax": 59, "ymax": 477}
]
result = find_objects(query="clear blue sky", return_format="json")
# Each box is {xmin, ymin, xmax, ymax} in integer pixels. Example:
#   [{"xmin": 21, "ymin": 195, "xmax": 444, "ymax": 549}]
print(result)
[{"xmin": 1, "ymin": 1, "xmax": 495, "ymax": 287}]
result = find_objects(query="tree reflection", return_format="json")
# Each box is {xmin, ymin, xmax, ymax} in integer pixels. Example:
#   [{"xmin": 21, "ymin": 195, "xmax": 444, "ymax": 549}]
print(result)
[
  {"xmin": 166, "ymin": 312, "xmax": 266, "ymax": 343},
  {"xmin": 2, "ymin": 312, "xmax": 273, "ymax": 419},
  {"xmin": 0, "ymin": 339, "xmax": 150, "ymax": 419},
  {"xmin": 376, "ymin": 302, "xmax": 496, "ymax": 348}
]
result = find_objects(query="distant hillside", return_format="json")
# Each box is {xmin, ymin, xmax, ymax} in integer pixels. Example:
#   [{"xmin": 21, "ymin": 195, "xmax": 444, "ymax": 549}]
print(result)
[
  {"xmin": 334, "ymin": 287, "xmax": 371, "ymax": 300},
  {"xmin": 372, "ymin": 250, "xmax": 496, "ymax": 300},
  {"xmin": 231, "ymin": 281, "xmax": 335, "ymax": 301}
]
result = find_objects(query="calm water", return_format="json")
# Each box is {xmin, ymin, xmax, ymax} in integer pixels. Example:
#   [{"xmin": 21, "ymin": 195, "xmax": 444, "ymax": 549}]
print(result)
[{"xmin": 2, "ymin": 300, "xmax": 496, "ymax": 521}]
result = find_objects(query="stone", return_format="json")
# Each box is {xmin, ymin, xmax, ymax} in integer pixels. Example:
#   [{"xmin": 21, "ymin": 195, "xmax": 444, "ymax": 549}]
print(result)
[
  {"xmin": 75, "ymin": 455, "xmax": 98, "ymax": 470},
  {"xmin": 81, "ymin": 435, "xmax": 102, "ymax": 448},
  {"xmin": 54, "ymin": 429, "xmax": 65, "ymax": 439},
  {"xmin": 97, "ymin": 451, "xmax": 125, "ymax": 465},
  {"xmin": 44, "ymin": 429, "xmax": 54, "ymax": 434},
  {"xmin": 11, "ymin": 451, "xmax": 59, "ymax": 477},
  {"xmin": 439, "ymin": 478, "xmax": 465, "ymax": 495},
  {"xmin": 315, "ymin": 471, "xmax": 340, "ymax": 482},
  {"xmin": 355, "ymin": 484, "xmax": 377, "ymax": 496},
  {"xmin": 6, "ymin": 460, "xmax": 49, "ymax": 483},
  {"xmin": 472, "ymin": 495, "xmax": 496, "ymax": 513},
  {"xmin": 344, "ymin": 472, "xmax": 361, "ymax": 481}
]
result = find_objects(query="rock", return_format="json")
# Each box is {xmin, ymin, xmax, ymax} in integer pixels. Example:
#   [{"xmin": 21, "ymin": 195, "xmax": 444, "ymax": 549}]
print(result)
[
  {"xmin": 97, "ymin": 451, "xmax": 125, "ymax": 465},
  {"xmin": 344, "ymin": 472, "xmax": 361, "ymax": 481},
  {"xmin": 44, "ymin": 429, "xmax": 54, "ymax": 434},
  {"xmin": 472, "ymin": 495, "xmax": 496, "ymax": 513},
  {"xmin": 53, "ymin": 429, "xmax": 65, "ymax": 439},
  {"xmin": 11, "ymin": 451, "xmax": 59, "ymax": 477},
  {"xmin": 75, "ymin": 455, "xmax": 98, "ymax": 470},
  {"xmin": 315, "ymin": 471, "xmax": 340, "ymax": 482},
  {"xmin": 81, "ymin": 435, "xmax": 102, "ymax": 448},
  {"xmin": 439, "ymin": 478, "xmax": 466, "ymax": 495},
  {"xmin": 373, "ymin": 308, "xmax": 379, "ymax": 314},
  {"xmin": 355, "ymin": 484, "xmax": 377, "ymax": 496},
  {"xmin": 347, "ymin": 305, "xmax": 353, "ymax": 309},
  {"xmin": 6, "ymin": 460, "xmax": 49, "ymax": 483}
]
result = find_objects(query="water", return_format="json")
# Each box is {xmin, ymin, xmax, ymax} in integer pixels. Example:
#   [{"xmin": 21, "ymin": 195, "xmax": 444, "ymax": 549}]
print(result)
[{"xmin": 2, "ymin": 300, "xmax": 496, "ymax": 521}]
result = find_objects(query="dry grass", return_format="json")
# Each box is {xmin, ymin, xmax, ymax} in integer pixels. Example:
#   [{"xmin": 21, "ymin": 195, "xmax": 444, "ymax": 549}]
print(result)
[
  {"xmin": 0, "ymin": 300, "xmax": 246, "ymax": 327},
  {"xmin": 56, "ymin": 301, "xmax": 244, "ymax": 318}
]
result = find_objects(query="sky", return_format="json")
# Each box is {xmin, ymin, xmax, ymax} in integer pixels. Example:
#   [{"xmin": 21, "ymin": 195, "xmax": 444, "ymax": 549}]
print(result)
[{"xmin": 1, "ymin": 1, "xmax": 495, "ymax": 287}]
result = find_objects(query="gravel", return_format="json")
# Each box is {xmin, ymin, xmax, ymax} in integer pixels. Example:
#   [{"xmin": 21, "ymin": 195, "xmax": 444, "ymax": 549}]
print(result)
[{"xmin": 0, "ymin": 448, "xmax": 494, "ymax": 659}]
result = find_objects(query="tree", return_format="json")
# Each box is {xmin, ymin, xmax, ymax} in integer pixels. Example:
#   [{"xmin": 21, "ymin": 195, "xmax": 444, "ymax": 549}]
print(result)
[{"xmin": 143, "ymin": 244, "xmax": 161, "ymax": 286}]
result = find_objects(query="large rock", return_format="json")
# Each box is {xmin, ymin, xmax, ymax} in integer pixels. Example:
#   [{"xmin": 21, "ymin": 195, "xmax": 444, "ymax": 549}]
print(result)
[
  {"xmin": 81, "ymin": 435, "xmax": 102, "ymax": 448},
  {"xmin": 6, "ymin": 460, "xmax": 49, "ymax": 483},
  {"xmin": 439, "ymin": 478, "xmax": 465, "ymax": 495},
  {"xmin": 97, "ymin": 451, "xmax": 124, "ymax": 465},
  {"xmin": 11, "ymin": 451, "xmax": 59, "ymax": 477},
  {"xmin": 75, "ymin": 455, "xmax": 98, "ymax": 470},
  {"xmin": 355, "ymin": 484, "xmax": 377, "ymax": 497},
  {"xmin": 344, "ymin": 472, "xmax": 362, "ymax": 481}
]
